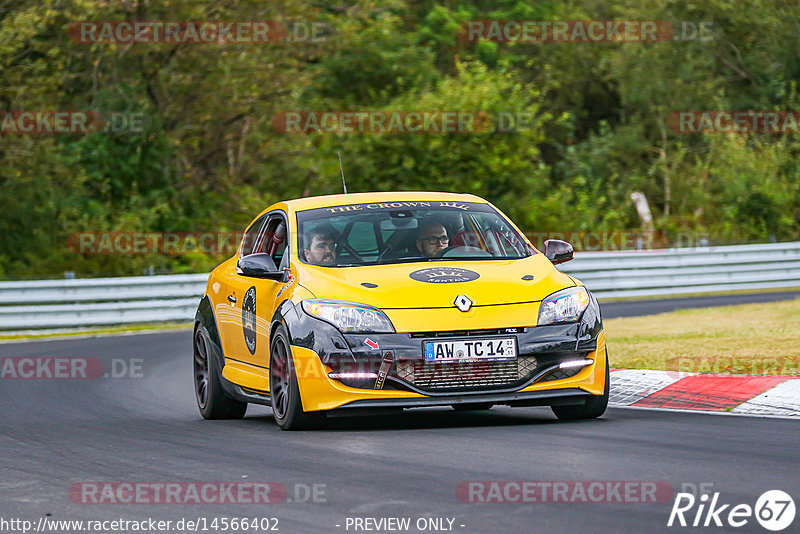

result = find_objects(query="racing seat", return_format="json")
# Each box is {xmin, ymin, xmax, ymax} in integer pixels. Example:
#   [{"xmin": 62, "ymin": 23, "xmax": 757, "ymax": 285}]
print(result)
[
  {"xmin": 263, "ymin": 221, "xmax": 286, "ymax": 257},
  {"xmin": 450, "ymin": 230, "xmax": 481, "ymax": 249}
]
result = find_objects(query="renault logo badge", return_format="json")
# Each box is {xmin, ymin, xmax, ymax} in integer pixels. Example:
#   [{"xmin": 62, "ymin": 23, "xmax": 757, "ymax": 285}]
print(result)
[{"xmin": 454, "ymin": 294, "xmax": 473, "ymax": 312}]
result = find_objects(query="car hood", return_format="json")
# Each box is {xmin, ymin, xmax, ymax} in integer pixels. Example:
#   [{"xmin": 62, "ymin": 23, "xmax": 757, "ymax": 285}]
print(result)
[{"xmin": 294, "ymin": 254, "xmax": 576, "ymax": 310}]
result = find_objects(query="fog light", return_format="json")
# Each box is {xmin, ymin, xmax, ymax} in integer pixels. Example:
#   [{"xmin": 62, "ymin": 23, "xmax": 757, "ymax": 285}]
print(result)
[
  {"xmin": 559, "ymin": 359, "xmax": 593, "ymax": 369},
  {"xmin": 327, "ymin": 372, "xmax": 379, "ymax": 379}
]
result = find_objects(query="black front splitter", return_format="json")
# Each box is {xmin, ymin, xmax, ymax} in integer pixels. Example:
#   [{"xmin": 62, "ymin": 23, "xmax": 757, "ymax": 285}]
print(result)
[{"xmin": 335, "ymin": 387, "xmax": 591, "ymax": 410}]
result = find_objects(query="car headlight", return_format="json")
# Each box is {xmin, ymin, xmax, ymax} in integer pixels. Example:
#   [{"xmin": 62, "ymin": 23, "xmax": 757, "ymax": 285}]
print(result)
[
  {"xmin": 301, "ymin": 299, "xmax": 395, "ymax": 333},
  {"xmin": 538, "ymin": 286, "xmax": 590, "ymax": 325}
]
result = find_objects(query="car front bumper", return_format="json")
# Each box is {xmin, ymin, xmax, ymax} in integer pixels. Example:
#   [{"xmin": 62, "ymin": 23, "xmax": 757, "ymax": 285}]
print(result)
[{"xmin": 291, "ymin": 333, "xmax": 607, "ymax": 412}]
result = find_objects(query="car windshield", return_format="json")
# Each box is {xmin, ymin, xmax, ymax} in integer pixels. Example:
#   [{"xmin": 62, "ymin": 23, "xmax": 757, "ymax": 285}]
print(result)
[{"xmin": 296, "ymin": 200, "xmax": 535, "ymax": 267}]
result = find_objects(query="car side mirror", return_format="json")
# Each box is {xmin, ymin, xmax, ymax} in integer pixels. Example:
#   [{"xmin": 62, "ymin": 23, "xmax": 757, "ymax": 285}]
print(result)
[
  {"xmin": 237, "ymin": 253, "xmax": 286, "ymax": 281},
  {"xmin": 543, "ymin": 239, "xmax": 574, "ymax": 265}
]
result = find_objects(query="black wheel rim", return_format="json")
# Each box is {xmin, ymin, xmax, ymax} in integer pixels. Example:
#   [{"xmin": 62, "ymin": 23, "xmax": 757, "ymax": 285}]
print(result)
[
  {"xmin": 194, "ymin": 331, "xmax": 209, "ymax": 408},
  {"xmin": 270, "ymin": 337, "xmax": 290, "ymax": 419}
]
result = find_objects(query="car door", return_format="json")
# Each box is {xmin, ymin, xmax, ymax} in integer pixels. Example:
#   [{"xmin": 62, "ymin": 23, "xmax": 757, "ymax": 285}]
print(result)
[
  {"xmin": 254, "ymin": 215, "xmax": 291, "ymax": 375},
  {"xmin": 228, "ymin": 213, "xmax": 290, "ymax": 372},
  {"xmin": 217, "ymin": 213, "xmax": 267, "ymax": 367}
]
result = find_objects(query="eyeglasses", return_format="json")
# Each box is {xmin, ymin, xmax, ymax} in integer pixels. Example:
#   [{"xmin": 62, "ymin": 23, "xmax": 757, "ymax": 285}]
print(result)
[{"xmin": 419, "ymin": 236, "xmax": 449, "ymax": 246}]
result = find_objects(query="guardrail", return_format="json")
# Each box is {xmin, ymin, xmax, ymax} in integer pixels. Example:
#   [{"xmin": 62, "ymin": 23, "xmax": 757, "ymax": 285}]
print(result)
[
  {"xmin": 562, "ymin": 241, "xmax": 800, "ymax": 299},
  {"xmin": 0, "ymin": 274, "xmax": 208, "ymax": 330},
  {"xmin": 1, "ymin": 241, "xmax": 799, "ymax": 330}
]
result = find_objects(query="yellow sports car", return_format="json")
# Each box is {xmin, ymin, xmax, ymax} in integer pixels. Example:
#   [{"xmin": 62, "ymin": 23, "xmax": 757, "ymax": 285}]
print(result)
[{"xmin": 193, "ymin": 192, "xmax": 608, "ymax": 429}]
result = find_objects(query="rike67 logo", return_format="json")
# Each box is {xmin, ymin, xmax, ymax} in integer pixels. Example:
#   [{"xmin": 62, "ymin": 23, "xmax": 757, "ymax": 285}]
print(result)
[{"xmin": 668, "ymin": 489, "xmax": 795, "ymax": 531}]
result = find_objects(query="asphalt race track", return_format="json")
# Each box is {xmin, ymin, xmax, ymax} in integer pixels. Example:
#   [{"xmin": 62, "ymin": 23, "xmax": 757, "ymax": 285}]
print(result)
[
  {"xmin": 2, "ymin": 294, "xmax": 799, "ymax": 533},
  {"xmin": 599, "ymin": 290, "xmax": 800, "ymax": 319}
]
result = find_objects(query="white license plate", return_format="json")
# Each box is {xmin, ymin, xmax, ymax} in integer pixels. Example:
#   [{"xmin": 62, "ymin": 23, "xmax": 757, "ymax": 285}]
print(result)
[{"xmin": 424, "ymin": 337, "xmax": 517, "ymax": 363}]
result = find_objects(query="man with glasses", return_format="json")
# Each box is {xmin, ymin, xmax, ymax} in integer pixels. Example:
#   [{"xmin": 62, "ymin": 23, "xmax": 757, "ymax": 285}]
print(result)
[
  {"xmin": 415, "ymin": 220, "xmax": 450, "ymax": 258},
  {"xmin": 303, "ymin": 226, "xmax": 337, "ymax": 266}
]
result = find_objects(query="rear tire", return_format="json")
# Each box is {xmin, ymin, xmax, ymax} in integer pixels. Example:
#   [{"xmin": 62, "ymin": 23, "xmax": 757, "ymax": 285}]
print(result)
[
  {"xmin": 194, "ymin": 328, "xmax": 247, "ymax": 420},
  {"xmin": 269, "ymin": 324, "xmax": 325, "ymax": 430},
  {"xmin": 551, "ymin": 351, "xmax": 609, "ymax": 421}
]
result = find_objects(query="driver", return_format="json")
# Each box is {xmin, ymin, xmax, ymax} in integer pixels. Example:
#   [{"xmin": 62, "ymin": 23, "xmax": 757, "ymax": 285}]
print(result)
[
  {"xmin": 415, "ymin": 220, "xmax": 449, "ymax": 257},
  {"xmin": 303, "ymin": 226, "xmax": 337, "ymax": 265}
]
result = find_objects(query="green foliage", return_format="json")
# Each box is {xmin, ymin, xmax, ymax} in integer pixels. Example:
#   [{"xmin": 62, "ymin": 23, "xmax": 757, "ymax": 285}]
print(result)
[
  {"xmin": 1, "ymin": 0, "xmax": 799, "ymax": 279},
  {"xmin": 303, "ymin": 4, "xmax": 439, "ymax": 107},
  {"xmin": 310, "ymin": 60, "xmax": 552, "ymax": 230}
]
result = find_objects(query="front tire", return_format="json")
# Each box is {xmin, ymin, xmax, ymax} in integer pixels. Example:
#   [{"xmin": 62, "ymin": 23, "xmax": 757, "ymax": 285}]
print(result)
[
  {"xmin": 269, "ymin": 324, "xmax": 325, "ymax": 430},
  {"xmin": 551, "ymin": 351, "xmax": 609, "ymax": 420},
  {"xmin": 194, "ymin": 328, "xmax": 247, "ymax": 420}
]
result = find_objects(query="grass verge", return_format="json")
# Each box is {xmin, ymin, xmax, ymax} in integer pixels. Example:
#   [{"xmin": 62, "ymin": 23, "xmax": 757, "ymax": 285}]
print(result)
[{"xmin": 605, "ymin": 297, "xmax": 800, "ymax": 376}]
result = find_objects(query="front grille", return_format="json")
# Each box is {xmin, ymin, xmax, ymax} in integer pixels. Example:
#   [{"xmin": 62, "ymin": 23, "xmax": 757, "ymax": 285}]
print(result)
[
  {"xmin": 409, "ymin": 327, "xmax": 524, "ymax": 338},
  {"xmin": 393, "ymin": 356, "xmax": 538, "ymax": 392}
]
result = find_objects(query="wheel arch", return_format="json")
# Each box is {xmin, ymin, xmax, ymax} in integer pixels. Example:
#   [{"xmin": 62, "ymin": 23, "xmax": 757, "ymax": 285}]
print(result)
[
  {"xmin": 269, "ymin": 298, "xmax": 298, "ymax": 347},
  {"xmin": 195, "ymin": 296, "xmax": 224, "ymax": 370}
]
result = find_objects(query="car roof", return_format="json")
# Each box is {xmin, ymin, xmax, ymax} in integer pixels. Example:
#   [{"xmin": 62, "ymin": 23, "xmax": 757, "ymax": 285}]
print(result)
[{"xmin": 280, "ymin": 191, "xmax": 487, "ymax": 212}]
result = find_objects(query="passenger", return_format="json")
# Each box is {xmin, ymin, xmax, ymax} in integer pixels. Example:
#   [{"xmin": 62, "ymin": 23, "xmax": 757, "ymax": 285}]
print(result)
[
  {"xmin": 416, "ymin": 221, "xmax": 449, "ymax": 257},
  {"xmin": 303, "ymin": 227, "xmax": 337, "ymax": 265}
]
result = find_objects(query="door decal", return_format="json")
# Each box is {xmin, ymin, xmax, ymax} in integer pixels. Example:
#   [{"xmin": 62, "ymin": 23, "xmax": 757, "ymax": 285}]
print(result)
[
  {"xmin": 242, "ymin": 286, "xmax": 257, "ymax": 355},
  {"xmin": 276, "ymin": 273, "xmax": 295, "ymax": 298}
]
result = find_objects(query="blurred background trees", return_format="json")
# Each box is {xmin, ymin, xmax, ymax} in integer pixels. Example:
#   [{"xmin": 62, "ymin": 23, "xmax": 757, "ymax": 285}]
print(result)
[{"xmin": 1, "ymin": 0, "xmax": 799, "ymax": 278}]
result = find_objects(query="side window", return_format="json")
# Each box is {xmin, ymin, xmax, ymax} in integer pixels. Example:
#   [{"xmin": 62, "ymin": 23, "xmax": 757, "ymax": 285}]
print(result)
[
  {"xmin": 258, "ymin": 216, "xmax": 288, "ymax": 266},
  {"xmin": 240, "ymin": 215, "xmax": 268, "ymax": 257}
]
